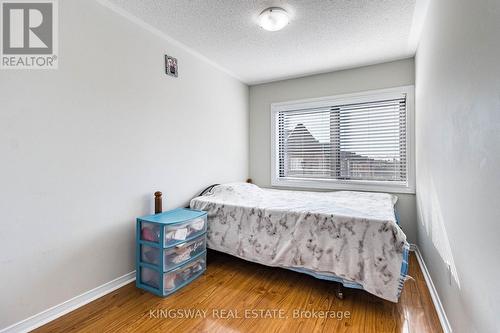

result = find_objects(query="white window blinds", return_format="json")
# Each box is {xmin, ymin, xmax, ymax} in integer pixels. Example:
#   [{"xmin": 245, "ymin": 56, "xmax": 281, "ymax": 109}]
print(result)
[{"xmin": 274, "ymin": 91, "xmax": 411, "ymax": 189}]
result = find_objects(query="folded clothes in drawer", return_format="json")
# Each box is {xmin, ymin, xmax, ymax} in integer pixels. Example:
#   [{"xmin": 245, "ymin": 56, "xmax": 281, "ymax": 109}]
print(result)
[
  {"xmin": 139, "ymin": 251, "xmax": 206, "ymax": 296},
  {"xmin": 139, "ymin": 215, "xmax": 207, "ymax": 246},
  {"xmin": 163, "ymin": 252, "xmax": 206, "ymax": 295},
  {"xmin": 164, "ymin": 216, "xmax": 207, "ymax": 246},
  {"xmin": 164, "ymin": 235, "xmax": 206, "ymax": 269},
  {"xmin": 140, "ymin": 265, "xmax": 161, "ymax": 290},
  {"xmin": 140, "ymin": 221, "xmax": 161, "ymax": 243},
  {"xmin": 140, "ymin": 234, "xmax": 206, "ymax": 270}
]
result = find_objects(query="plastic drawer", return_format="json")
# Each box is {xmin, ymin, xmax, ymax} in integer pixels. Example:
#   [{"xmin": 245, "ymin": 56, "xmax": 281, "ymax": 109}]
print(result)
[
  {"xmin": 163, "ymin": 252, "xmax": 206, "ymax": 295},
  {"xmin": 140, "ymin": 244, "xmax": 160, "ymax": 266},
  {"xmin": 164, "ymin": 234, "xmax": 206, "ymax": 270},
  {"xmin": 140, "ymin": 265, "xmax": 161, "ymax": 290},
  {"xmin": 164, "ymin": 215, "xmax": 207, "ymax": 246},
  {"xmin": 140, "ymin": 221, "xmax": 161, "ymax": 243},
  {"xmin": 140, "ymin": 234, "xmax": 206, "ymax": 270},
  {"xmin": 138, "ymin": 251, "xmax": 206, "ymax": 296},
  {"xmin": 139, "ymin": 215, "xmax": 207, "ymax": 246}
]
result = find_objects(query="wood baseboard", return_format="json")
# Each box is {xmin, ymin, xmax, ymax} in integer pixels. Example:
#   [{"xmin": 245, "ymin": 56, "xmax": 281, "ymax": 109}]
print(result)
[
  {"xmin": 410, "ymin": 244, "xmax": 453, "ymax": 333},
  {"xmin": 0, "ymin": 272, "xmax": 136, "ymax": 333}
]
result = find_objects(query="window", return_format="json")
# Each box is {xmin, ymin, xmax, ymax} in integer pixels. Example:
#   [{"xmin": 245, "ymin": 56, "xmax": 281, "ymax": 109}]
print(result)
[{"xmin": 271, "ymin": 86, "xmax": 415, "ymax": 193}]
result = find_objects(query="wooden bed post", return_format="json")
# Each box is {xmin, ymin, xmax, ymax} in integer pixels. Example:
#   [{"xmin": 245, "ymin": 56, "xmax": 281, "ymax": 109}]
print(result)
[{"xmin": 154, "ymin": 191, "xmax": 162, "ymax": 214}]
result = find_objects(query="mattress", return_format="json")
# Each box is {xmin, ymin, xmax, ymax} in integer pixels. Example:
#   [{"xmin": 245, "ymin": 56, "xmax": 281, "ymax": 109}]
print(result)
[{"xmin": 190, "ymin": 182, "xmax": 409, "ymax": 302}]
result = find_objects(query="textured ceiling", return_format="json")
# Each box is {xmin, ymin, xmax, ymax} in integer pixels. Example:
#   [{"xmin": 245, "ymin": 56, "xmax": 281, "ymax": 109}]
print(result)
[{"xmin": 106, "ymin": 0, "xmax": 424, "ymax": 84}]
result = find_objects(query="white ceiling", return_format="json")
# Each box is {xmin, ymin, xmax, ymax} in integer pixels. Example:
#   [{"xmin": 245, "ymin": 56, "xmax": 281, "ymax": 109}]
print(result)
[{"xmin": 105, "ymin": 0, "xmax": 427, "ymax": 84}]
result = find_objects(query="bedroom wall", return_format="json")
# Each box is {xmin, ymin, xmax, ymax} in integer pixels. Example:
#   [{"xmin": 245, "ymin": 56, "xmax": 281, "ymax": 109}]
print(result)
[
  {"xmin": 0, "ymin": 0, "xmax": 248, "ymax": 329},
  {"xmin": 249, "ymin": 59, "xmax": 417, "ymax": 243},
  {"xmin": 415, "ymin": 0, "xmax": 500, "ymax": 332}
]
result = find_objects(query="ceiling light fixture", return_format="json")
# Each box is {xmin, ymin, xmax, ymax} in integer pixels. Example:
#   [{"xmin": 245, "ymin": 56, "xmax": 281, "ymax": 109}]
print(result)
[{"xmin": 258, "ymin": 7, "xmax": 289, "ymax": 32}]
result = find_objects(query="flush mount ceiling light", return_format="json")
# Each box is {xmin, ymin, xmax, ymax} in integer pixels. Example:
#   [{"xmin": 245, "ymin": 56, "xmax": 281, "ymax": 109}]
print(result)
[{"xmin": 258, "ymin": 7, "xmax": 289, "ymax": 32}]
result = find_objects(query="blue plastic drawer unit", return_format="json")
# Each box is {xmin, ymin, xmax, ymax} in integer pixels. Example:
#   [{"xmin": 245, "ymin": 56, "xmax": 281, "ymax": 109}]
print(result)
[{"xmin": 136, "ymin": 208, "xmax": 207, "ymax": 297}]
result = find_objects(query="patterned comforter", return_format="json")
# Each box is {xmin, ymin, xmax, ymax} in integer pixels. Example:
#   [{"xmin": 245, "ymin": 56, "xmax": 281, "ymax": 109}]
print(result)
[{"xmin": 190, "ymin": 183, "xmax": 409, "ymax": 302}]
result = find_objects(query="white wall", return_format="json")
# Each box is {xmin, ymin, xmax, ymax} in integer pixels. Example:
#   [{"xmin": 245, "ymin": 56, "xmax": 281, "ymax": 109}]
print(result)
[
  {"xmin": 0, "ymin": 0, "xmax": 248, "ymax": 329},
  {"xmin": 415, "ymin": 0, "xmax": 500, "ymax": 332},
  {"xmin": 249, "ymin": 59, "xmax": 417, "ymax": 242}
]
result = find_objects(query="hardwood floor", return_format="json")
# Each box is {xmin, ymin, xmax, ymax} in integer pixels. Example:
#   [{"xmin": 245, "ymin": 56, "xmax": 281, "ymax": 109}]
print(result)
[{"xmin": 35, "ymin": 251, "xmax": 442, "ymax": 333}]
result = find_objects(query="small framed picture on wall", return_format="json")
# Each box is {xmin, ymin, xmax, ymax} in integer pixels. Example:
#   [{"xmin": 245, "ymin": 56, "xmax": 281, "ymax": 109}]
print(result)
[{"xmin": 165, "ymin": 55, "xmax": 178, "ymax": 77}]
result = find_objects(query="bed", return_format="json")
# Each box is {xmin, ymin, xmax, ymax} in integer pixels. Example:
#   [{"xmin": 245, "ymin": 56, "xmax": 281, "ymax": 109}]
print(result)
[{"xmin": 189, "ymin": 182, "xmax": 409, "ymax": 302}]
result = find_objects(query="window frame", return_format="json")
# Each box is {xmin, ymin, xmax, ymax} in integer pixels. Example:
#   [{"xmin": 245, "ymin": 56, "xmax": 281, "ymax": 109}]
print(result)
[{"xmin": 270, "ymin": 86, "xmax": 415, "ymax": 194}]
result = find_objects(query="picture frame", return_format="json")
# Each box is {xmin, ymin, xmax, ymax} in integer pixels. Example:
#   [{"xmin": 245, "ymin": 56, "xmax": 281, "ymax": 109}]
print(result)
[{"xmin": 165, "ymin": 55, "xmax": 178, "ymax": 77}]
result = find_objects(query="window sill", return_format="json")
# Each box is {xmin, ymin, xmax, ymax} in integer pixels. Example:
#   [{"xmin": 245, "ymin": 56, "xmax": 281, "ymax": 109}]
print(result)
[{"xmin": 271, "ymin": 177, "xmax": 416, "ymax": 194}]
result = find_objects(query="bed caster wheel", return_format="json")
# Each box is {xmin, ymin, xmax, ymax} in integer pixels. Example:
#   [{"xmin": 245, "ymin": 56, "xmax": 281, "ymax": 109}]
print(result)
[{"xmin": 335, "ymin": 284, "xmax": 344, "ymax": 300}]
